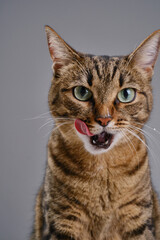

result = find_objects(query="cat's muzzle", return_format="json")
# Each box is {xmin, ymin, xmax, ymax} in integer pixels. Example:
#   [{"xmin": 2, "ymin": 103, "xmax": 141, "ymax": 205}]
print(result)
[
  {"xmin": 75, "ymin": 119, "xmax": 114, "ymax": 149},
  {"xmin": 90, "ymin": 131, "xmax": 114, "ymax": 149}
]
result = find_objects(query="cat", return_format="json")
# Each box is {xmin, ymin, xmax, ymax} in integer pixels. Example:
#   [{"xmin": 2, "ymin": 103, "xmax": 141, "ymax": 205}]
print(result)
[{"xmin": 30, "ymin": 26, "xmax": 160, "ymax": 240}]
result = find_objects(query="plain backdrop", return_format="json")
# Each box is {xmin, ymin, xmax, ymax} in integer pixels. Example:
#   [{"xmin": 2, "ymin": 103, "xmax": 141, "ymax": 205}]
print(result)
[{"xmin": 0, "ymin": 0, "xmax": 160, "ymax": 239}]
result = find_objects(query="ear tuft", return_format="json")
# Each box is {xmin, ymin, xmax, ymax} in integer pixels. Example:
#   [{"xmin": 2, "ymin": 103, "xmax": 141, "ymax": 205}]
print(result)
[
  {"xmin": 129, "ymin": 30, "xmax": 160, "ymax": 77},
  {"xmin": 45, "ymin": 26, "xmax": 79, "ymax": 73}
]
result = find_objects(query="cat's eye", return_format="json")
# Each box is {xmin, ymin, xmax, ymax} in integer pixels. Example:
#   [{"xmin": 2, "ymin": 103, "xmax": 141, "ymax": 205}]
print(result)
[
  {"xmin": 73, "ymin": 86, "xmax": 92, "ymax": 101},
  {"xmin": 117, "ymin": 88, "xmax": 136, "ymax": 103}
]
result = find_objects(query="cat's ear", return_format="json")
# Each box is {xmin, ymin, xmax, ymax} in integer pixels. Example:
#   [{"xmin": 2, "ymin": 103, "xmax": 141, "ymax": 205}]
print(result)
[
  {"xmin": 128, "ymin": 30, "xmax": 160, "ymax": 77},
  {"xmin": 45, "ymin": 25, "xmax": 80, "ymax": 73}
]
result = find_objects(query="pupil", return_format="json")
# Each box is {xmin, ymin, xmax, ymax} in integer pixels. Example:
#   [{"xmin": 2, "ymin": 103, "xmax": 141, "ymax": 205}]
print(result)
[
  {"xmin": 123, "ymin": 89, "xmax": 129, "ymax": 99},
  {"xmin": 80, "ymin": 87, "xmax": 87, "ymax": 96}
]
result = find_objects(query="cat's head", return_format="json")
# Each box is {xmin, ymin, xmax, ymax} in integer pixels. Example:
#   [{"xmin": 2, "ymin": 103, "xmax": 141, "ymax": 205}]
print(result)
[{"xmin": 45, "ymin": 26, "xmax": 160, "ymax": 155}]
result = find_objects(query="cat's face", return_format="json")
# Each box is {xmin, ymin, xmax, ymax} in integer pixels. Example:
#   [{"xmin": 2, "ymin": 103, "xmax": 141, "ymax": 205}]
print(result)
[{"xmin": 46, "ymin": 26, "xmax": 160, "ymax": 154}]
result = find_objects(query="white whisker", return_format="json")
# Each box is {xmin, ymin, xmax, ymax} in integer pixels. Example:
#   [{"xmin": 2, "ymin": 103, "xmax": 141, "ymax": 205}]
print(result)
[
  {"xmin": 54, "ymin": 117, "xmax": 75, "ymax": 121},
  {"xmin": 43, "ymin": 122, "xmax": 73, "ymax": 138},
  {"xmin": 129, "ymin": 125, "xmax": 160, "ymax": 148},
  {"xmin": 121, "ymin": 130, "xmax": 135, "ymax": 155},
  {"xmin": 38, "ymin": 119, "xmax": 54, "ymax": 131},
  {"xmin": 24, "ymin": 111, "xmax": 52, "ymax": 121},
  {"xmin": 135, "ymin": 122, "xmax": 160, "ymax": 136},
  {"xmin": 126, "ymin": 128, "xmax": 149, "ymax": 150},
  {"xmin": 126, "ymin": 127, "xmax": 159, "ymax": 168}
]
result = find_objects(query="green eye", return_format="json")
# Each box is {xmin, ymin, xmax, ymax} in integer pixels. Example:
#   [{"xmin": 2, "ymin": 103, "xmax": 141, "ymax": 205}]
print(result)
[
  {"xmin": 73, "ymin": 86, "xmax": 92, "ymax": 101},
  {"xmin": 117, "ymin": 88, "xmax": 136, "ymax": 103}
]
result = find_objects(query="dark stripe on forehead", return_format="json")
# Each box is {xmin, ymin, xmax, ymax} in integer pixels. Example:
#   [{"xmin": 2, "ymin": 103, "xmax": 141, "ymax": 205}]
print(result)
[
  {"xmin": 111, "ymin": 65, "xmax": 117, "ymax": 80},
  {"xmin": 87, "ymin": 71, "xmax": 93, "ymax": 86},
  {"xmin": 93, "ymin": 59, "xmax": 101, "ymax": 79},
  {"xmin": 119, "ymin": 74, "xmax": 124, "ymax": 87}
]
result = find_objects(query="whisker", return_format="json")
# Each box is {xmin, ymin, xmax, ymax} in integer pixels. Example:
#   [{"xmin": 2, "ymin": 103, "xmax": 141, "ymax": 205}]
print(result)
[
  {"xmin": 126, "ymin": 127, "xmax": 149, "ymax": 150},
  {"xmin": 38, "ymin": 119, "xmax": 54, "ymax": 131},
  {"xmin": 24, "ymin": 111, "xmax": 52, "ymax": 121},
  {"xmin": 134, "ymin": 122, "xmax": 160, "ymax": 136},
  {"xmin": 54, "ymin": 117, "xmax": 75, "ymax": 121},
  {"xmin": 129, "ymin": 124, "xmax": 160, "ymax": 168},
  {"xmin": 121, "ymin": 129, "xmax": 140, "ymax": 167},
  {"xmin": 121, "ymin": 130, "xmax": 135, "ymax": 155},
  {"xmin": 126, "ymin": 127, "xmax": 159, "ymax": 168},
  {"xmin": 63, "ymin": 126, "xmax": 75, "ymax": 138},
  {"xmin": 129, "ymin": 125, "xmax": 160, "ymax": 148},
  {"xmin": 43, "ymin": 122, "xmax": 72, "ymax": 138}
]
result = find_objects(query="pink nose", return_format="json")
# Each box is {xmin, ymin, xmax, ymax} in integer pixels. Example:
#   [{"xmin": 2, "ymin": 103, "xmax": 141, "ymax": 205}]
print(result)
[{"xmin": 96, "ymin": 117, "xmax": 112, "ymax": 127}]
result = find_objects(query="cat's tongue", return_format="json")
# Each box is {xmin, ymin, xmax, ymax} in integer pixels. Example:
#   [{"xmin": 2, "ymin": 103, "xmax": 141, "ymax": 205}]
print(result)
[{"xmin": 75, "ymin": 119, "xmax": 94, "ymax": 136}]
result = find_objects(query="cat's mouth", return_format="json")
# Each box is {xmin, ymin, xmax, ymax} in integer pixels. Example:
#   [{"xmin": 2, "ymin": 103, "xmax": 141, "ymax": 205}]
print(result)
[
  {"xmin": 90, "ymin": 131, "xmax": 114, "ymax": 149},
  {"xmin": 75, "ymin": 119, "xmax": 114, "ymax": 149}
]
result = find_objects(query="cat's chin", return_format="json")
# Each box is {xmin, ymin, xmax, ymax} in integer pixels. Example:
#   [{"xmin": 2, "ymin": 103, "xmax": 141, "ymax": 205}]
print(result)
[{"xmin": 76, "ymin": 130, "xmax": 122, "ymax": 155}]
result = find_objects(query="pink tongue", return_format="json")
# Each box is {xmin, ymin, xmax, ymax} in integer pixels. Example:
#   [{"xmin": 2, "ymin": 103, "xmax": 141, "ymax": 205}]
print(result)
[{"xmin": 75, "ymin": 119, "xmax": 94, "ymax": 136}]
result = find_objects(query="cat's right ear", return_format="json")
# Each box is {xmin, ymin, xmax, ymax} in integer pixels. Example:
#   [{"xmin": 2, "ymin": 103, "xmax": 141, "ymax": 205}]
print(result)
[{"xmin": 45, "ymin": 26, "xmax": 80, "ymax": 74}]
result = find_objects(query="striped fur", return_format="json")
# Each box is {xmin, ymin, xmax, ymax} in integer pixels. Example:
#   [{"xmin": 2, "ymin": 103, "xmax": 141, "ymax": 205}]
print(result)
[{"xmin": 30, "ymin": 27, "xmax": 160, "ymax": 239}]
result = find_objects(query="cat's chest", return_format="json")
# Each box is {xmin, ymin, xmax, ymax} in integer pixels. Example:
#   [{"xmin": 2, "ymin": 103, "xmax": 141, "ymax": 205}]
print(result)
[
  {"xmin": 85, "ymin": 184, "xmax": 118, "ymax": 240},
  {"xmin": 76, "ymin": 175, "xmax": 112, "ymax": 216}
]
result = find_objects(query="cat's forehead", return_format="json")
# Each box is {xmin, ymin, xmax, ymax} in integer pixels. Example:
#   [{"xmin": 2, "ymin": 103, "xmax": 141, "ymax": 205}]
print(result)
[
  {"xmin": 84, "ymin": 55, "xmax": 127, "ymax": 88},
  {"xmin": 85, "ymin": 55, "xmax": 125, "ymax": 81},
  {"xmin": 84, "ymin": 55, "xmax": 144, "ymax": 90}
]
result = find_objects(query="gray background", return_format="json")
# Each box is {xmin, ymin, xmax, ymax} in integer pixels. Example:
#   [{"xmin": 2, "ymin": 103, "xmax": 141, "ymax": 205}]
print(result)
[{"xmin": 0, "ymin": 0, "xmax": 160, "ymax": 239}]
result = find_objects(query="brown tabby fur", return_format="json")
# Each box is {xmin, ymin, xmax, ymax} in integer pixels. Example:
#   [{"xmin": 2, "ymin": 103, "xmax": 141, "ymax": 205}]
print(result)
[{"xmin": 30, "ymin": 27, "xmax": 160, "ymax": 239}]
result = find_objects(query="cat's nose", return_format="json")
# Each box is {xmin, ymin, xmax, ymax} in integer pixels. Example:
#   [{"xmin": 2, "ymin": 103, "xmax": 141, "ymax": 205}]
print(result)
[{"xmin": 96, "ymin": 117, "xmax": 112, "ymax": 127}]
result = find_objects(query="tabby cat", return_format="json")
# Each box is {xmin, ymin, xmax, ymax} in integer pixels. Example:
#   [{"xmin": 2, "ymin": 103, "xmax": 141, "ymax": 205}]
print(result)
[{"xmin": 31, "ymin": 26, "xmax": 160, "ymax": 240}]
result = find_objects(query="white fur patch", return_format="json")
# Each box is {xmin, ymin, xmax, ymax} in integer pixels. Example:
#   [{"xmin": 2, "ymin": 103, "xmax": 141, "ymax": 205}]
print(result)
[{"xmin": 75, "ymin": 122, "xmax": 123, "ymax": 155}]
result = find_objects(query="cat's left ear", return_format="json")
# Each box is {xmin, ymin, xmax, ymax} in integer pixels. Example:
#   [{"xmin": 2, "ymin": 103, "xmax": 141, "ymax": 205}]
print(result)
[
  {"xmin": 128, "ymin": 30, "xmax": 160, "ymax": 77},
  {"xmin": 45, "ymin": 25, "xmax": 80, "ymax": 74}
]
